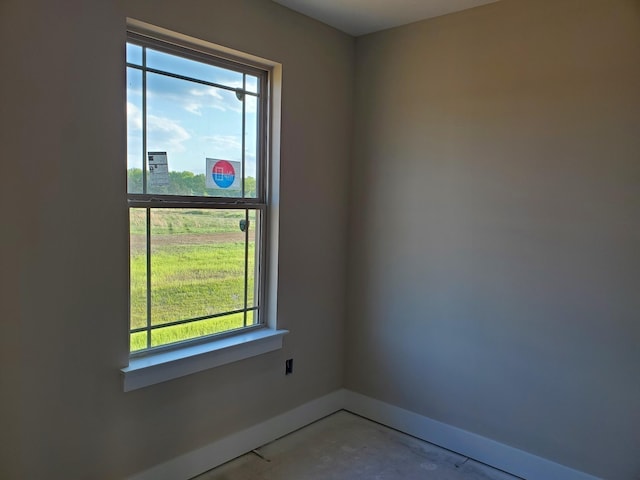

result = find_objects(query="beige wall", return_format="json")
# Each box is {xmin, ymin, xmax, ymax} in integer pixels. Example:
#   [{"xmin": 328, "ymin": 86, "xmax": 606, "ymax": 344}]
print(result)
[
  {"xmin": 347, "ymin": 1, "xmax": 640, "ymax": 479},
  {"xmin": 0, "ymin": 0, "xmax": 353, "ymax": 478},
  {"xmin": 3, "ymin": 0, "xmax": 640, "ymax": 478}
]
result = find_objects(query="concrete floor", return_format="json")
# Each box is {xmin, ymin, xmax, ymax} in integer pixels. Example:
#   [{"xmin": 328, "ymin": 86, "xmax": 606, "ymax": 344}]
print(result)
[{"xmin": 195, "ymin": 411, "xmax": 521, "ymax": 480}]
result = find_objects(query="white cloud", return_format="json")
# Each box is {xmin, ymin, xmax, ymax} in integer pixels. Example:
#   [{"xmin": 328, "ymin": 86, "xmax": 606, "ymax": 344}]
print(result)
[
  {"xmin": 127, "ymin": 101, "xmax": 190, "ymax": 161},
  {"xmin": 187, "ymin": 86, "xmax": 257, "ymax": 115},
  {"xmin": 127, "ymin": 102, "xmax": 142, "ymax": 130},
  {"xmin": 201, "ymin": 134, "xmax": 242, "ymax": 161},
  {"xmin": 203, "ymin": 134, "xmax": 241, "ymax": 150},
  {"xmin": 185, "ymin": 88, "xmax": 226, "ymax": 115},
  {"xmin": 147, "ymin": 114, "xmax": 191, "ymax": 153},
  {"xmin": 190, "ymin": 87, "xmax": 241, "ymax": 113},
  {"xmin": 144, "ymin": 77, "xmax": 257, "ymax": 116}
]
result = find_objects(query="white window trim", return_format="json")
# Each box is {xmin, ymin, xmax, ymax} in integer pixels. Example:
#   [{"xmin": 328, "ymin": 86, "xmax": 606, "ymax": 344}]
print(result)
[
  {"xmin": 122, "ymin": 328, "xmax": 288, "ymax": 391},
  {"xmin": 121, "ymin": 19, "xmax": 283, "ymax": 391}
]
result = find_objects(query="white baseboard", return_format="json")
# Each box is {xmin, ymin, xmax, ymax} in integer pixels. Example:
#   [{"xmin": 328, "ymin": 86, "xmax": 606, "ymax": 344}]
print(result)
[
  {"xmin": 342, "ymin": 390, "xmax": 602, "ymax": 480},
  {"xmin": 127, "ymin": 390, "xmax": 346, "ymax": 480},
  {"xmin": 128, "ymin": 388, "xmax": 602, "ymax": 480}
]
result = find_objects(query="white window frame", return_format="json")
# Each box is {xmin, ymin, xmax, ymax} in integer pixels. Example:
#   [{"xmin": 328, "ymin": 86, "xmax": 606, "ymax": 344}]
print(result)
[{"xmin": 121, "ymin": 19, "xmax": 285, "ymax": 392}]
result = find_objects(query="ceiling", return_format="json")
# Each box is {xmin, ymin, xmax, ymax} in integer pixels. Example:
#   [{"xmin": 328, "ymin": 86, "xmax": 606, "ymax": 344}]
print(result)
[{"xmin": 272, "ymin": 0, "xmax": 501, "ymax": 36}]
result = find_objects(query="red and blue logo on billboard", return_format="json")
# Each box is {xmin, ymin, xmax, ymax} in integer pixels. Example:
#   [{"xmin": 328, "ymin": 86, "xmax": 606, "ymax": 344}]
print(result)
[
  {"xmin": 212, "ymin": 160, "xmax": 236, "ymax": 188},
  {"xmin": 205, "ymin": 158, "xmax": 240, "ymax": 191}
]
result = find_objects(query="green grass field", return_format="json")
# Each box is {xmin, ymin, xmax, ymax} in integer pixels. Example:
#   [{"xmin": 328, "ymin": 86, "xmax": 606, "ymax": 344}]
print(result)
[{"xmin": 130, "ymin": 208, "xmax": 258, "ymax": 352}]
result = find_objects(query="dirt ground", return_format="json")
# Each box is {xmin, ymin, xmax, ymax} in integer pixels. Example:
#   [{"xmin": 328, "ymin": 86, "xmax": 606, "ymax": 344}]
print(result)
[{"xmin": 130, "ymin": 232, "xmax": 247, "ymax": 252}]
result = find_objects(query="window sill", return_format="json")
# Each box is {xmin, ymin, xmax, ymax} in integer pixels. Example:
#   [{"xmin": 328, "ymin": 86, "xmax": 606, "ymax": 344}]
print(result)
[{"xmin": 121, "ymin": 328, "xmax": 288, "ymax": 392}]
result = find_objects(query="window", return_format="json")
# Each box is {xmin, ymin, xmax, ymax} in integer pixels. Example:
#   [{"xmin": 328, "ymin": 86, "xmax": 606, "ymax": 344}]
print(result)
[{"xmin": 126, "ymin": 31, "xmax": 269, "ymax": 355}]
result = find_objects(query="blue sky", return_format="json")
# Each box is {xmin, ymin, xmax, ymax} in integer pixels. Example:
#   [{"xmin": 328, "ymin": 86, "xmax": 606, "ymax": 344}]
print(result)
[{"xmin": 126, "ymin": 43, "xmax": 259, "ymax": 180}]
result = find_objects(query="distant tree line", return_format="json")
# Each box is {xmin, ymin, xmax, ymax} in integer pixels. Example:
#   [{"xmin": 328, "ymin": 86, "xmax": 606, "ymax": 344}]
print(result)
[{"xmin": 127, "ymin": 168, "xmax": 256, "ymax": 197}]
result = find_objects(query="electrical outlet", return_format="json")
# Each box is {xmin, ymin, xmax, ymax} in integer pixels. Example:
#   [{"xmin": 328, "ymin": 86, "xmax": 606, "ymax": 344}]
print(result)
[{"xmin": 285, "ymin": 358, "xmax": 293, "ymax": 375}]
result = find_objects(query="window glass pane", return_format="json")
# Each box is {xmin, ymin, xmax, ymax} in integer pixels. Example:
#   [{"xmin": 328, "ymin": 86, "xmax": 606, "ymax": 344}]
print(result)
[
  {"xmin": 245, "ymin": 75, "xmax": 259, "ymax": 94},
  {"xmin": 246, "ymin": 209, "xmax": 259, "ymax": 310},
  {"xmin": 146, "ymin": 48, "xmax": 243, "ymax": 88},
  {"xmin": 145, "ymin": 72, "xmax": 243, "ymax": 197},
  {"xmin": 126, "ymin": 43, "xmax": 142, "ymax": 66},
  {"xmin": 127, "ymin": 67, "xmax": 144, "ymax": 193},
  {"xmin": 130, "ymin": 331, "xmax": 146, "ymax": 353},
  {"xmin": 130, "ymin": 208, "xmax": 148, "ymax": 332},
  {"xmin": 149, "ymin": 209, "xmax": 247, "ymax": 326},
  {"xmin": 245, "ymin": 309, "xmax": 256, "ymax": 327},
  {"xmin": 150, "ymin": 313, "xmax": 246, "ymax": 348},
  {"xmin": 244, "ymin": 94, "xmax": 258, "ymax": 198}
]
